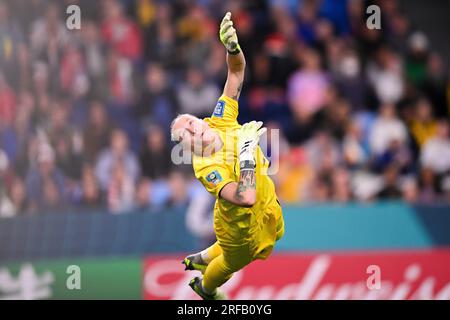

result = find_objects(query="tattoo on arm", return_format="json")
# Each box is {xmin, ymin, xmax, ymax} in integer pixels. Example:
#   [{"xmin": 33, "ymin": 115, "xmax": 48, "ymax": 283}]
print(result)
[
  {"xmin": 235, "ymin": 169, "xmax": 255, "ymax": 202},
  {"xmin": 232, "ymin": 81, "xmax": 243, "ymax": 100}
]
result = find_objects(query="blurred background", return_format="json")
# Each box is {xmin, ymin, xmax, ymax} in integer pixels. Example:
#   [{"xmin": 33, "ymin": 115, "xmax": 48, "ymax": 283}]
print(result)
[{"xmin": 0, "ymin": 0, "xmax": 449, "ymax": 299}]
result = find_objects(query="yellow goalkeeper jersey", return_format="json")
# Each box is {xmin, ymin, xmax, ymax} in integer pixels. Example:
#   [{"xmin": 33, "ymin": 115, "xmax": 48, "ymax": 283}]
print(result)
[{"xmin": 192, "ymin": 95, "xmax": 283, "ymax": 259}]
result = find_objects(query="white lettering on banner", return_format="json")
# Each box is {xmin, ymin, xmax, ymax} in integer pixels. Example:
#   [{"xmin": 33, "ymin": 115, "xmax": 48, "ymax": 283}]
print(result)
[
  {"xmin": 390, "ymin": 264, "xmax": 421, "ymax": 300},
  {"xmin": 143, "ymin": 256, "xmax": 450, "ymax": 300},
  {"xmin": 0, "ymin": 264, "xmax": 54, "ymax": 300},
  {"xmin": 417, "ymin": 280, "xmax": 450, "ymax": 300},
  {"xmin": 143, "ymin": 259, "xmax": 242, "ymax": 300},
  {"xmin": 295, "ymin": 255, "xmax": 330, "ymax": 299}
]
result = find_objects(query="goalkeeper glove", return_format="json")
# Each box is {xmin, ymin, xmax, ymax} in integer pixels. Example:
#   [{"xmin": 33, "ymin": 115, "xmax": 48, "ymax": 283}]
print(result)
[
  {"xmin": 219, "ymin": 12, "xmax": 241, "ymax": 54},
  {"xmin": 237, "ymin": 121, "xmax": 266, "ymax": 169}
]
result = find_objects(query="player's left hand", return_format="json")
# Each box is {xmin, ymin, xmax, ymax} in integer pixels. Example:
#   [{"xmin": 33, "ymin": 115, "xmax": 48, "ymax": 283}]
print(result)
[
  {"xmin": 237, "ymin": 121, "xmax": 266, "ymax": 165},
  {"xmin": 219, "ymin": 12, "xmax": 240, "ymax": 53}
]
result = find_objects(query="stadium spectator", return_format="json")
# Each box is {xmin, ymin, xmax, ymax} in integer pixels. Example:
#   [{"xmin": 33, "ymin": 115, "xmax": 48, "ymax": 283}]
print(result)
[
  {"xmin": 41, "ymin": 173, "xmax": 65, "ymax": 212},
  {"xmin": 147, "ymin": 179, "xmax": 171, "ymax": 209},
  {"xmin": 135, "ymin": 178, "xmax": 151, "ymax": 210},
  {"xmin": 167, "ymin": 170, "xmax": 189, "ymax": 208},
  {"xmin": 82, "ymin": 101, "xmax": 113, "ymax": 163},
  {"xmin": 332, "ymin": 49, "xmax": 370, "ymax": 111},
  {"xmin": 0, "ymin": 0, "xmax": 25, "ymax": 90},
  {"xmin": 25, "ymin": 144, "xmax": 66, "ymax": 213},
  {"xmin": 0, "ymin": 0, "xmax": 449, "ymax": 218},
  {"xmin": 369, "ymin": 103, "xmax": 408, "ymax": 155},
  {"xmin": 139, "ymin": 124, "xmax": 172, "ymax": 180},
  {"xmin": 107, "ymin": 160, "xmax": 135, "ymax": 213},
  {"xmin": 417, "ymin": 167, "xmax": 440, "ymax": 203},
  {"xmin": 177, "ymin": 66, "xmax": 221, "ymax": 119},
  {"xmin": 101, "ymin": 0, "xmax": 143, "ymax": 62},
  {"xmin": 405, "ymin": 31, "xmax": 429, "ymax": 87},
  {"xmin": 2, "ymin": 91, "xmax": 34, "ymax": 166},
  {"xmin": 313, "ymin": 95, "xmax": 351, "ymax": 141},
  {"xmin": 0, "ymin": 72, "xmax": 16, "ymax": 129},
  {"xmin": 342, "ymin": 120, "xmax": 369, "ymax": 168},
  {"xmin": 105, "ymin": 49, "xmax": 136, "ymax": 104},
  {"xmin": 311, "ymin": 172, "xmax": 332, "ymax": 203},
  {"xmin": 331, "ymin": 167, "xmax": 352, "ymax": 202},
  {"xmin": 422, "ymin": 53, "xmax": 449, "ymax": 118},
  {"xmin": 420, "ymin": 119, "xmax": 450, "ymax": 174},
  {"xmin": 185, "ymin": 180, "xmax": 216, "ymax": 247},
  {"xmin": 75, "ymin": 165, "xmax": 103, "ymax": 210},
  {"xmin": 372, "ymin": 139, "xmax": 413, "ymax": 174},
  {"xmin": 59, "ymin": 44, "xmax": 90, "ymax": 99},
  {"xmin": 149, "ymin": 8, "xmax": 179, "ymax": 69},
  {"xmin": 409, "ymin": 97, "xmax": 437, "ymax": 148},
  {"xmin": 95, "ymin": 128, "xmax": 140, "ymax": 191},
  {"xmin": 138, "ymin": 63, "xmax": 178, "ymax": 129},
  {"xmin": 0, "ymin": 190, "xmax": 14, "ymax": 218},
  {"xmin": 288, "ymin": 48, "xmax": 330, "ymax": 121},
  {"xmin": 367, "ymin": 46, "xmax": 404, "ymax": 105},
  {"xmin": 402, "ymin": 177, "xmax": 419, "ymax": 203},
  {"xmin": 0, "ymin": 149, "xmax": 14, "ymax": 217},
  {"xmin": 80, "ymin": 21, "xmax": 106, "ymax": 98},
  {"xmin": 306, "ymin": 130, "xmax": 341, "ymax": 173},
  {"xmin": 46, "ymin": 100, "xmax": 82, "ymax": 180},
  {"xmin": 377, "ymin": 164, "xmax": 402, "ymax": 200},
  {"xmin": 5, "ymin": 176, "xmax": 28, "ymax": 216},
  {"xmin": 30, "ymin": 1, "xmax": 71, "ymax": 95}
]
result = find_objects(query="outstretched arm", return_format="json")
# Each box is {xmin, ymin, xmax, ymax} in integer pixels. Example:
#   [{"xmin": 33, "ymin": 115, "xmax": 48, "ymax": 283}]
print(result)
[
  {"xmin": 219, "ymin": 12, "xmax": 246, "ymax": 101},
  {"xmin": 219, "ymin": 169, "xmax": 255, "ymax": 207}
]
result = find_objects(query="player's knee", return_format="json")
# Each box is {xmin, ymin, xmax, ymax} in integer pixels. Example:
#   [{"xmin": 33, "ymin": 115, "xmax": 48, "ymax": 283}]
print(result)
[{"xmin": 223, "ymin": 255, "xmax": 251, "ymax": 273}]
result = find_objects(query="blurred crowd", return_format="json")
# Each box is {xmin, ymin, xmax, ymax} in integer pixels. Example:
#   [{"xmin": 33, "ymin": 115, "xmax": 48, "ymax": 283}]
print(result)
[{"xmin": 0, "ymin": 0, "xmax": 449, "ymax": 218}]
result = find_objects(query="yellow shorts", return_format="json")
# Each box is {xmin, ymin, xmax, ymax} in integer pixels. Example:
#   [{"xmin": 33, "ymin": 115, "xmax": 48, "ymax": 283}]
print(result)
[
  {"xmin": 217, "ymin": 200, "xmax": 284, "ymax": 262},
  {"xmin": 202, "ymin": 201, "xmax": 284, "ymax": 291}
]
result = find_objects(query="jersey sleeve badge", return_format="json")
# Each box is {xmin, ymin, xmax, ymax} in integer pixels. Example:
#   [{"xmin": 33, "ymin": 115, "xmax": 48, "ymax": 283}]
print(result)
[
  {"xmin": 205, "ymin": 170, "xmax": 223, "ymax": 186},
  {"xmin": 212, "ymin": 100, "xmax": 225, "ymax": 118}
]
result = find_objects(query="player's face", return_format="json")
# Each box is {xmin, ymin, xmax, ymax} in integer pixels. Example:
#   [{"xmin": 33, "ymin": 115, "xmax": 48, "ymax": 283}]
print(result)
[{"xmin": 173, "ymin": 115, "xmax": 218, "ymax": 155}]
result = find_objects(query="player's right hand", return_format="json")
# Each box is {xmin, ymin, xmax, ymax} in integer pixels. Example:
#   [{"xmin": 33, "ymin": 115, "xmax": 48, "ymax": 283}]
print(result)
[{"xmin": 237, "ymin": 121, "xmax": 266, "ymax": 165}]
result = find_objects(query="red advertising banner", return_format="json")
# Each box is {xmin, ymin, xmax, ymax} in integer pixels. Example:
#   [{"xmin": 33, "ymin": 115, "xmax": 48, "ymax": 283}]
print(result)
[{"xmin": 143, "ymin": 249, "xmax": 450, "ymax": 300}]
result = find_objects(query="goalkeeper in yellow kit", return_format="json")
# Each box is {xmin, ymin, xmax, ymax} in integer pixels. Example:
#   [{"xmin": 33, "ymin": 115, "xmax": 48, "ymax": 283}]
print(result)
[{"xmin": 170, "ymin": 12, "xmax": 284, "ymax": 300}]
